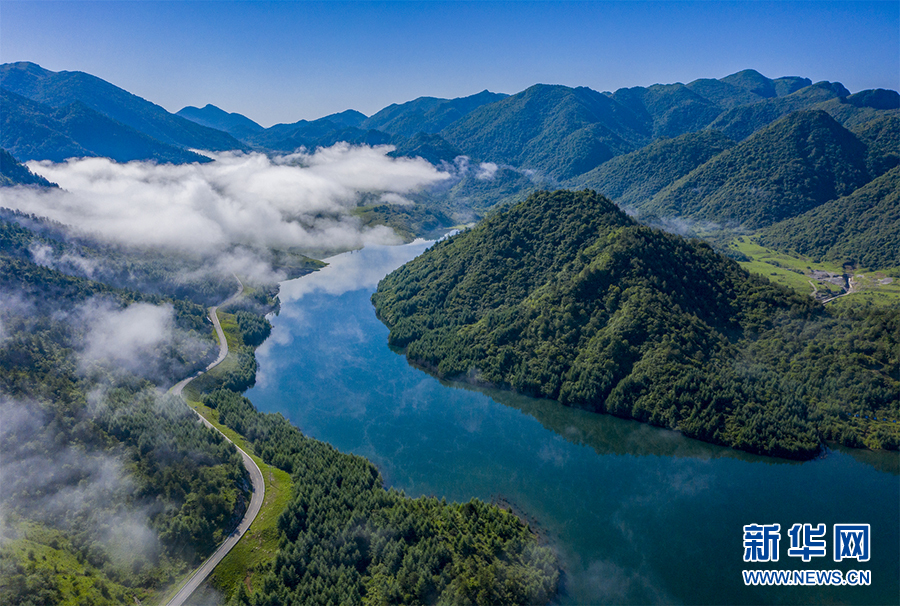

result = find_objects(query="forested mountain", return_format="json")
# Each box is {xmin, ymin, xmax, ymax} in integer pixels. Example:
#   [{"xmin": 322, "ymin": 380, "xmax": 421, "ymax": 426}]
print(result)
[
  {"xmin": 756, "ymin": 166, "xmax": 900, "ymax": 268},
  {"xmin": 0, "ymin": 148, "xmax": 57, "ymax": 187},
  {"xmin": 176, "ymin": 103, "xmax": 265, "ymax": 139},
  {"xmin": 373, "ymin": 190, "xmax": 898, "ymax": 459},
  {"xmin": 0, "ymin": 217, "xmax": 251, "ymax": 602},
  {"xmin": 4, "ymin": 61, "xmax": 896, "ymax": 237},
  {"xmin": 1, "ymin": 89, "xmax": 210, "ymax": 164},
  {"xmin": 240, "ymin": 120, "xmax": 390, "ymax": 153},
  {"xmin": 0, "ymin": 61, "xmax": 246, "ymax": 152},
  {"xmin": 685, "ymin": 71, "xmax": 812, "ymax": 109},
  {"xmin": 640, "ymin": 110, "xmax": 872, "ymax": 229},
  {"xmin": 706, "ymin": 81, "xmax": 852, "ymax": 141},
  {"xmin": 361, "ymin": 90, "xmax": 508, "ymax": 137},
  {"xmin": 607, "ymin": 83, "xmax": 723, "ymax": 139},
  {"xmin": 566, "ymin": 130, "xmax": 735, "ymax": 210},
  {"xmin": 441, "ymin": 84, "xmax": 648, "ymax": 180}
]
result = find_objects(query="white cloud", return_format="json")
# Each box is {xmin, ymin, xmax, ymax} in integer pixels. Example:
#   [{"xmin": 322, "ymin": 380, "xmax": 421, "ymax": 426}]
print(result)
[
  {"xmin": 7, "ymin": 146, "xmax": 450, "ymax": 266},
  {"xmin": 475, "ymin": 162, "xmax": 499, "ymax": 180}
]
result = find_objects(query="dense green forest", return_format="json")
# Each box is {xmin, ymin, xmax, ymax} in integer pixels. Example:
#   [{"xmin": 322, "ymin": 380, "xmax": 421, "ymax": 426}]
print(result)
[
  {"xmin": 756, "ymin": 166, "xmax": 900, "ymax": 268},
  {"xmin": 0, "ymin": 249, "xmax": 250, "ymax": 603},
  {"xmin": 640, "ymin": 110, "xmax": 872, "ymax": 229},
  {"xmin": 200, "ymin": 389, "xmax": 558, "ymax": 606},
  {"xmin": 373, "ymin": 190, "xmax": 899, "ymax": 459},
  {"xmin": 566, "ymin": 130, "xmax": 735, "ymax": 211},
  {"xmin": 1, "ymin": 189, "xmax": 558, "ymax": 603}
]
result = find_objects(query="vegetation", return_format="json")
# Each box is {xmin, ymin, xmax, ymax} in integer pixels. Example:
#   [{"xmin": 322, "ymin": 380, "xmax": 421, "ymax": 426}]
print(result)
[
  {"xmin": 0, "ymin": 206, "xmax": 263, "ymax": 603},
  {"xmin": 373, "ymin": 190, "xmax": 899, "ymax": 459},
  {"xmin": 567, "ymin": 130, "xmax": 734, "ymax": 210},
  {"xmin": 0, "ymin": 259, "xmax": 250, "ymax": 604},
  {"xmin": 756, "ymin": 166, "xmax": 900, "ymax": 269},
  {"xmin": 643, "ymin": 110, "xmax": 871, "ymax": 229},
  {"xmin": 0, "ymin": 88, "xmax": 211, "ymax": 164},
  {"xmin": 1, "ymin": 190, "xmax": 558, "ymax": 605},
  {"xmin": 1, "ymin": 61, "xmax": 245, "ymax": 154},
  {"xmin": 0, "ymin": 148, "xmax": 58, "ymax": 187},
  {"xmin": 200, "ymin": 389, "xmax": 558, "ymax": 606}
]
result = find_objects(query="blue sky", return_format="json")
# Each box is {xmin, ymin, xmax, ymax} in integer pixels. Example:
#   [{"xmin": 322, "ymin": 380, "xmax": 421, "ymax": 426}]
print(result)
[{"xmin": 1, "ymin": 1, "xmax": 897, "ymax": 127}]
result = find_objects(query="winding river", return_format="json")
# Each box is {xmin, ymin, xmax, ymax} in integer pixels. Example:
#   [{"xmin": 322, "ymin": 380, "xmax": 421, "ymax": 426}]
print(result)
[{"xmin": 246, "ymin": 240, "xmax": 899, "ymax": 605}]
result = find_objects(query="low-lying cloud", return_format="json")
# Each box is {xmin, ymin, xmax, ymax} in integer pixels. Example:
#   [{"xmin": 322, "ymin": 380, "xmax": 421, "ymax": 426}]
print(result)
[
  {"xmin": 6, "ymin": 145, "xmax": 450, "ymax": 264},
  {"xmin": 77, "ymin": 300, "xmax": 210, "ymax": 383}
]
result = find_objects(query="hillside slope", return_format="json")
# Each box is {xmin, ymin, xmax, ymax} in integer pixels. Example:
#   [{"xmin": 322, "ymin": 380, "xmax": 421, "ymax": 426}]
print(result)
[
  {"xmin": 566, "ymin": 130, "xmax": 735, "ymax": 209},
  {"xmin": 643, "ymin": 110, "xmax": 870, "ymax": 228},
  {"xmin": 757, "ymin": 166, "xmax": 900, "ymax": 268},
  {"xmin": 441, "ymin": 84, "xmax": 648, "ymax": 179},
  {"xmin": 1, "ymin": 89, "xmax": 210, "ymax": 164},
  {"xmin": 0, "ymin": 61, "xmax": 245, "ymax": 153},
  {"xmin": 373, "ymin": 190, "xmax": 898, "ymax": 458}
]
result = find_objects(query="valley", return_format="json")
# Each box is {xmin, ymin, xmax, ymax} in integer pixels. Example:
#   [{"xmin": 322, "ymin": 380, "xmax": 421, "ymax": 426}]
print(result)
[{"xmin": 1, "ymin": 58, "xmax": 897, "ymax": 605}]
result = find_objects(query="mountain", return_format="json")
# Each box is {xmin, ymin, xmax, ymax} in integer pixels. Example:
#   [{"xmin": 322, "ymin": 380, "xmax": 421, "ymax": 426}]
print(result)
[
  {"xmin": 607, "ymin": 83, "xmax": 722, "ymax": 139},
  {"xmin": 566, "ymin": 130, "xmax": 735, "ymax": 209},
  {"xmin": 441, "ymin": 84, "xmax": 649, "ymax": 180},
  {"xmin": 361, "ymin": 90, "xmax": 508, "ymax": 138},
  {"xmin": 0, "ymin": 61, "xmax": 246, "ymax": 153},
  {"xmin": 176, "ymin": 103, "xmax": 264, "ymax": 139},
  {"xmin": 239, "ymin": 110, "xmax": 390, "ymax": 152},
  {"xmin": 757, "ymin": 166, "xmax": 900, "ymax": 269},
  {"xmin": 1, "ymin": 88, "xmax": 210, "ymax": 164},
  {"xmin": 0, "ymin": 148, "xmax": 58, "ymax": 187},
  {"xmin": 706, "ymin": 81, "xmax": 851, "ymax": 141},
  {"xmin": 684, "ymin": 71, "xmax": 812, "ymax": 110},
  {"xmin": 389, "ymin": 132, "xmax": 464, "ymax": 165},
  {"xmin": 642, "ymin": 110, "xmax": 870, "ymax": 229},
  {"xmin": 852, "ymin": 115, "xmax": 900, "ymax": 178},
  {"xmin": 373, "ymin": 189, "xmax": 898, "ymax": 458}
]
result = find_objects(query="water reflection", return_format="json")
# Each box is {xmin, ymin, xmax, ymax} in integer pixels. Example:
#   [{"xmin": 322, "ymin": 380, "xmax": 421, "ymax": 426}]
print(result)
[
  {"xmin": 445, "ymin": 379, "xmax": 797, "ymax": 464},
  {"xmin": 247, "ymin": 241, "xmax": 900, "ymax": 606}
]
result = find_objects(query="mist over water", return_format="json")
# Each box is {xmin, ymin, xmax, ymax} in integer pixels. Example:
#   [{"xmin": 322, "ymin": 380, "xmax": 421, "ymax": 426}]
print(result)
[{"xmin": 247, "ymin": 242, "xmax": 900, "ymax": 605}]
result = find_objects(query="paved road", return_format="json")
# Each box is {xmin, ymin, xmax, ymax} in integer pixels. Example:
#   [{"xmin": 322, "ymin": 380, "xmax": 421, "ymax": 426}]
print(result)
[{"xmin": 166, "ymin": 279, "xmax": 265, "ymax": 606}]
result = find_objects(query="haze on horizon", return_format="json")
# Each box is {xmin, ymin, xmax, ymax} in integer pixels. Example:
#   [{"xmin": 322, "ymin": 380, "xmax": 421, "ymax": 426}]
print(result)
[{"xmin": 1, "ymin": 0, "xmax": 897, "ymax": 127}]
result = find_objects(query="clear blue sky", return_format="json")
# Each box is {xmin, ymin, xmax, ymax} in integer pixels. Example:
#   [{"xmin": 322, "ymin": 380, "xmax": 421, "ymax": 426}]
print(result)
[{"xmin": 1, "ymin": 1, "xmax": 897, "ymax": 127}]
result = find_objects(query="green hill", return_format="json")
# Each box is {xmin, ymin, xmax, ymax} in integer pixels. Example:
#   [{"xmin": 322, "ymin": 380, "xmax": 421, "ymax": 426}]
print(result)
[
  {"xmin": 643, "ymin": 110, "xmax": 870, "ymax": 228},
  {"xmin": 176, "ymin": 103, "xmax": 265, "ymax": 139},
  {"xmin": 608, "ymin": 83, "xmax": 722, "ymax": 139},
  {"xmin": 851, "ymin": 115, "xmax": 900, "ymax": 178},
  {"xmin": 757, "ymin": 166, "xmax": 900, "ymax": 269},
  {"xmin": 362, "ymin": 90, "xmax": 507, "ymax": 137},
  {"xmin": 441, "ymin": 84, "xmax": 649, "ymax": 179},
  {"xmin": 566, "ymin": 130, "xmax": 735, "ymax": 209},
  {"xmin": 706, "ymin": 81, "xmax": 850, "ymax": 141},
  {"xmin": 1, "ymin": 89, "xmax": 210, "ymax": 164},
  {"xmin": 0, "ymin": 61, "xmax": 246, "ymax": 153},
  {"xmin": 0, "ymin": 148, "xmax": 58, "ymax": 187},
  {"xmin": 373, "ymin": 189, "xmax": 898, "ymax": 458}
]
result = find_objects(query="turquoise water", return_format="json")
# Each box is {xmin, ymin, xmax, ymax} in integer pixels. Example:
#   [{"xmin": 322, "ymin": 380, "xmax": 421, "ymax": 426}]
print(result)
[{"xmin": 246, "ymin": 241, "xmax": 899, "ymax": 605}]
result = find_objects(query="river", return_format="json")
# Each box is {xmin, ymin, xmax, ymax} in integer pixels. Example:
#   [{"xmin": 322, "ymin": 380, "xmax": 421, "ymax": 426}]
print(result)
[{"xmin": 246, "ymin": 240, "xmax": 899, "ymax": 605}]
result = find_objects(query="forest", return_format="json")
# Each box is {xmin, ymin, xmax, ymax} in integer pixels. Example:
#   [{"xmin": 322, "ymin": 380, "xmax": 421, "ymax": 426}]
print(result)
[
  {"xmin": 201, "ymin": 388, "xmax": 558, "ymax": 606},
  {"xmin": 0, "ymin": 159, "xmax": 558, "ymax": 604},
  {"xmin": 373, "ymin": 190, "xmax": 899, "ymax": 459}
]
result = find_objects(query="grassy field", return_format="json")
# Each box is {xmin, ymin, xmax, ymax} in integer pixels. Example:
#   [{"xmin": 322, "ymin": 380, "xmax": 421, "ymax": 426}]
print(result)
[
  {"xmin": 730, "ymin": 236, "xmax": 900, "ymax": 307},
  {"xmin": 0, "ymin": 519, "xmax": 154, "ymax": 606}
]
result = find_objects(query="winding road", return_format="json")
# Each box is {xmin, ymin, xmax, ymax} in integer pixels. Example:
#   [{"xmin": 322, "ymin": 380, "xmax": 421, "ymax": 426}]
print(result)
[{"xmin": 166, "ymin": 279, "xmax": 265, "ymax": 606}]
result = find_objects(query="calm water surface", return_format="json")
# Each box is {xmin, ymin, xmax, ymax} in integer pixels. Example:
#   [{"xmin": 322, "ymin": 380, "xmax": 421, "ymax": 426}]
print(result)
[{"xmin": 246, "ymin": 241, "xmax": 899, "ymax": 605}]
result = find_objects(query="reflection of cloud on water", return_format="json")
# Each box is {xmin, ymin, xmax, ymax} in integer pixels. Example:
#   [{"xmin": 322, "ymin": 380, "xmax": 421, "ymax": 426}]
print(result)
[
  {"xmin": 277, "ymin": 239, "xmax": 434, "ymax": 304},
  {"xmin": 537, "ymin": 439, "xmax": 571, "ymax": 468},
  {"xmin": 574, "ymin": 559, "xmax": 676, "ymax": 605},
  {"xmin": 259, "ymin": 241, "xmax": 436, "ymax": 378}
]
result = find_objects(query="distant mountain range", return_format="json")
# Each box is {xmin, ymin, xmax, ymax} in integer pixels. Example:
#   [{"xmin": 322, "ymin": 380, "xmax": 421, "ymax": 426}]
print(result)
[{"xmin": 2, "ymin": 61, "xmax": 898, "ymax": 264}]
